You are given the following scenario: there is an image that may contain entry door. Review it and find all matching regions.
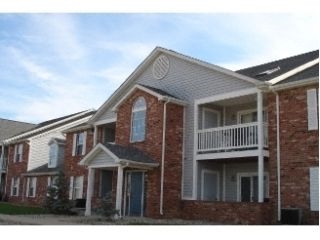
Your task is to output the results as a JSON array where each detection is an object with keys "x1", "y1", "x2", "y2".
[
  {"x1": 126, "y1": 172, "x2": 144, "y2": 216},
  {"x1": 201, "y1": 170, "x2": 219, "y2": 201},
  {"x1": 240, "y1": 176, "x2": 260, "y2": 202}
]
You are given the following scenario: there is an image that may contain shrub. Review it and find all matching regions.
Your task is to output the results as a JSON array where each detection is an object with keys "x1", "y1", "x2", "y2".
[
  {"x1": 43, "y1": 172, "x2": 72, "y2": 214},
  {"x1": 97, "y1": 192, "x2": 119, "y2": 218}
]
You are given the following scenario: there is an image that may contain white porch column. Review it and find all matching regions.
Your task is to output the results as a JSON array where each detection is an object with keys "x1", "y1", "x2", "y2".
[
  {"x1": 93, "y1": 125, "x2": 98, "y2": 146},
  {"x1": 85, "y1": 167, "x2": 95, "y2": 216},
  {"x1": 257, "y1": 90, "x2": 264, "y2": 203},
  {"x1": 116, "y1": 165, "x2": 124, "y2": 217}
]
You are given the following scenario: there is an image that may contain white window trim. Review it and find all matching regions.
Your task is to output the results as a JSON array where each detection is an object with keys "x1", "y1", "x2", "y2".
[
  {"x1": 310, "y1": 167, "x2": 319, "y2": 211},
  {"x1": 202, "y1": 107, "x2": 221, "y2": 129},
  {"x1": 201, "y1": 169, "x2": 220, "y2": 201},
  {"x1": 72, "y1": 132, "x2": 87, "y2": 156},
  {"x1": 26, "y1": 177, "x2": 37, "y2": 198},
  {"x1": 48, "y1": 143, "x2": 58, "y2": 168},
  {"x1": 130, "y1": 97, "x2": 147, "y2": 143},
  {"x1": 69, "y1": 176, "x2": 84, "y2": 200},
  {"x1": 11, "y1": 177, "x2": 20, "y2": 197},
  {"x1": 236, "y1": 172, "x2": 269, "y2": 202},
  {"x1": 14, "y1": 143, "x2": 23, "y2": 163}
]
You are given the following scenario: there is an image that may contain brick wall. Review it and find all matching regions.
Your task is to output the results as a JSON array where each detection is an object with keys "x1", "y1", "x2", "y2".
[
  {"x1": 181, "y1": 201, "x2": 273, "y2": 224},
  {"x1": 115, "y1": 89, "x2": 184, "y2": 218},
  {"x1": 5, "y1": 142, "x2": 29, "y2": 203},
  {"x1": 268, "y1": 84, "x2": 319, "y2": 224}
]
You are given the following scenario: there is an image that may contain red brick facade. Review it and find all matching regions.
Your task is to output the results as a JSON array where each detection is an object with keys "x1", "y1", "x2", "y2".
[
  {"x1": 267, "y1": 84, "x2": 319, "y2": 224},
  {"x1": 5, "y1": 142, "x2": 29, "y2": 203},
  {"x1": 115, "y1": 89, "x2": 184, "y2": 218}
]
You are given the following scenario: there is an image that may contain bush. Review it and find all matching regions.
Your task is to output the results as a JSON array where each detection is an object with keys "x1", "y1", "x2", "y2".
[
  {"x1": 43, "y1": 172, "x2": 72, "y2": 214},
  {"x1": 97, "y1": 192, "x2": 119, "y2": 218}
]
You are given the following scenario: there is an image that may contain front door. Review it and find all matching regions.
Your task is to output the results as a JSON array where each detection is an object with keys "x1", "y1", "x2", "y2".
[{"x1": 125, "y1": 171, "x2": 144, "y2": 216}]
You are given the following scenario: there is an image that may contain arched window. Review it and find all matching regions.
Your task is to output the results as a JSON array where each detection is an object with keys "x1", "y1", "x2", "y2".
[{"x1": 131, "y1": 97, "x2": 146, "y2": 142}]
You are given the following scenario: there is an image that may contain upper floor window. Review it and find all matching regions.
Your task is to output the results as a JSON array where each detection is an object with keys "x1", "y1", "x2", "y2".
[
  {"x1": 49, "y1": 144, "x2": 58, "y2": 168},
  {"x1": 131, "y1": 97, "x2": 146, "y2": 142},
  {"x1": 14, "y1": 143, "x2": 23, "y2": 162},
  {"x1": 72, "y1": 132, "x2": 87, "y2": 156}
]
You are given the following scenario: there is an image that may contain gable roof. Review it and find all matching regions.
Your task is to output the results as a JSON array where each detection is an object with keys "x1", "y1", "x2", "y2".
[
  {"x1": 3, "y1": 109, "x2": 95, "y2": 144},
  {"x1": 0, "y1": 119, "x2": 35, "y2": 142},
  {"x1": 90, "y1": 46, "x2": 264, "y2": 123},
  {"x1": 112, "y1": 84, "x2": 187, "y2": 111},
  {"x1": 237, "y1": 50, "x2": 319, "y2": 83},
  {"x1": 79, "y1": 143, "x2": 159, "y2": 168}
]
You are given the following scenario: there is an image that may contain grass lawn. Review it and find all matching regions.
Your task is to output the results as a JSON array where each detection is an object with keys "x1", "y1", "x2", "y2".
[{"x1": 0, "y1": 202, "x2": 47, "y2": 215}]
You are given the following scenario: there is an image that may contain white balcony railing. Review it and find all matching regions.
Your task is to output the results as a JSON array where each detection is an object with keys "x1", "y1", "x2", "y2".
[{"x1": 197, "y1": 122, "x2": 268, "y2": 153}]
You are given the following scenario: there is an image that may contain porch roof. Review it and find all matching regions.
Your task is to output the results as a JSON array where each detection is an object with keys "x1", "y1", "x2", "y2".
[
  {"x1": 23, "y1": 163, "x2": 62, "y2": 176},
  {"x1": 79, "y1": 143, "x2": 159, "y2": 168}
]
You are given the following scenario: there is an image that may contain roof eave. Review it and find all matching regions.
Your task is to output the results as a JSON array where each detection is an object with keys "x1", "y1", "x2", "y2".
[{"x1": 270, "y1": 77, "x2": 319, "y2": 91}]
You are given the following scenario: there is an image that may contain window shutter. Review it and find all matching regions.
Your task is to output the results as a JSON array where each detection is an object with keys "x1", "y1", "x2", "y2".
[
  {"x1": 82, "y1": 131, "x2": 87, "y2": 155},
  {"x1": 33, "y1": 177, "x2": 37, "y2": 197},
  {"x1": 69, "y1": 176, "x2": 74, "y2": 200},
  {"x1": 17, "y1": 177, "x2": 20, "y2": 196},
  {"x1": 79, "y1": 176, "x2": 84, "y2": 198},
  {"x1": 13, "y1": 145, "x2": 17, "y2": 163},
  {"x1": 26, "y1": 178, "x2": 30, "y2": 197},
  {"x1": 307, "y1": 89, "x2": 318, "y2": 130},
  {"x1": 19, "y1": 144, "x2": 23, "y2": 161},
  {"x1": 310, "y1": 167, "x2": 319, "y2": 211},
  {"x1": 72, "y1": 134, "x2": 77, "y2": 156},
  {"x1": 10, "y1": 177, "x2": 14, "y2": 196},
  {"x1": 48, "y1": 176, "x2": 51, "y2": 187}
]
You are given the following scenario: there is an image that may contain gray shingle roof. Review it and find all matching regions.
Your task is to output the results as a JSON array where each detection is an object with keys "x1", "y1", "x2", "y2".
[
  {"x1": 104, "y1": 143, "x2": 158, "y2": 165},
  {"x1": 0, "y1": 119, "x2": 35, "y2": 142},
  {"x1": 237, "y1": 50, "x2": 319, "y2": 82},
  {"x1": 24, "y1": 163, "x2": 63, "y2": 176}
]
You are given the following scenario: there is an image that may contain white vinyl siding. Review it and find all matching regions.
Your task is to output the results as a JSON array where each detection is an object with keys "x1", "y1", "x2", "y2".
[
  {"x1": 307, "y1": 89, "x2": 318, "y2": 130},
  {"x1": 69, "y1": 176, "x2": 84, "y2": 200},
  {"x1": 310, "y1": 167, "x2": 319, "y2": 211},
  {"x1": 26, "y1": 177, "x2": 37, "y2": 198},
  {"x1": 72, "y1": 132, "x2": 87, "y2": 156},
  {"x1": 14, "y1": 143, "x2": 23, "y2": 162},
  {"x1": 11, "y1": 177, "x2": 20, "y2": 196},
  {"x1": 88, "y1": 150, "x2": 116, "y2": 167},
  {"x1": 94, "y1": 54, "x2": 255, "y2": 198}
]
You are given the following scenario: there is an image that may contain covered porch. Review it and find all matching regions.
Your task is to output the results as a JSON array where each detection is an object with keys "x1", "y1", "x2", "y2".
[{"x1": 79, "y1": 143, "x2": 158, "y2": 217}]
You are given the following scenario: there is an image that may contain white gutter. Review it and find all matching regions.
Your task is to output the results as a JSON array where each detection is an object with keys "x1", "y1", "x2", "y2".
[
  {"x1": 268, "y1": 58, "x2": 319, "y2": 85},
  {"x1": 160, "y1": 100, "x2": 169, "y2": 215},
  {"x1": 275, "y1": 92, "x2": 281, "y2": 222},
  {"x1": 270, "y1": 77, "x2": 318, "y2": 91}
]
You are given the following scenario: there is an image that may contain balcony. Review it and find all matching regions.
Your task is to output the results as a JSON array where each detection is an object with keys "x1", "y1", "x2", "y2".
[{"x1": 197, "y1": 122, "x2": 268, "y2": 153}]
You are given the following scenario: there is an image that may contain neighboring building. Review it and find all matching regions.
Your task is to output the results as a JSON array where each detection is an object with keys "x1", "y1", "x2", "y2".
[
  {"x1": 2, "y1": 110, "x2": 95, "y2": 205},
  {"x1": 0, "y1": 119, "x2": 35, "y2": 199},
  {"x1": 77, "y1": 47, "x2": 318, "y2": 224}
]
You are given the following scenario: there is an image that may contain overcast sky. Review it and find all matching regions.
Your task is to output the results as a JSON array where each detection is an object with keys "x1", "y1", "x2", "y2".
[{"x1": 0, "y1": 13, "x2": 319, "y2": 123}]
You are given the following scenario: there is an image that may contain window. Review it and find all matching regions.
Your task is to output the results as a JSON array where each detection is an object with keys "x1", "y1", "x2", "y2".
[
  {"x1": 11, "y1": 177, "x2": 20, "y2": 196},
  {"x1": 202, "y1": 108, "x2": 220, "y2": 129},
  {"x1": 307, "y1": 89, "x2": 318, "y2": 130},
  {"x1": 26, "y1": 177, "x2": 37, "y2": 197},
  {"x1": 14, "y1": 143, "x2": 23, "y2": 162},
  {"x1": 237, "y1": 109, "x2": 267, "y2": 124},
  {"x1": 48, "y1": 176, "x2": 58, "y2": 188},
  {"x1": 48, "y1": 144, "x2": 58, "y2": 168},
  {"x1": 310, "y1": 167, "x2": 319, "y2": 211},
  {"x1": 131, "y1": 97, "x2": 146, "y2": 142},
  {"x1": 69, "y1": 176, "x2": 84, "y2": 200},
  {"x1": 201, "y1": 169, "x2": 220, "y2": 201},
  {"x1": 72, "y1": 132, "x2": 87, "y2": 156},
  {"x1": 237, "y1": 173, "x2": 269, "y2": 202}
]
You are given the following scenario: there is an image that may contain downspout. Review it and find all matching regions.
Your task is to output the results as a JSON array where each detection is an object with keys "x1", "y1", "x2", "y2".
[
  {"x1": 275, "y1": 92, "x2": 281, "y2": 222},
  {"x1": 160, "y1": 100, "x2": 169, "y2": 215}
]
